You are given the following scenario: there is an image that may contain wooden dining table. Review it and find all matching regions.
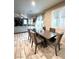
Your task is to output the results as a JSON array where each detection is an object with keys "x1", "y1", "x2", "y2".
[{"x1": 34, "y1": 30, "x2": 57, "y2": 47}]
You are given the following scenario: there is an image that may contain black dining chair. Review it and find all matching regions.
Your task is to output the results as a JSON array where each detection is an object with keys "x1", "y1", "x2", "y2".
[
  {"x1": 43, "y1": 27, "x2": 46, "y2": 31},
  {"x1": 32, "y1": 28, "x2": 36, "y2": 32},
  {"x1": 49, "y1": 28, "x2": 55, "y2": 33},
  {"x1": 30, "y1": 32, "x2": 44, "y2": 54}
]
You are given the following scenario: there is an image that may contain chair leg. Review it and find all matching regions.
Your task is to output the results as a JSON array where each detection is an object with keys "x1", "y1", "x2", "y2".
[
  {"x1": 31, "y1": 41, "x2": 33, "y2": 47},
  {"x1": 35, "y1": 45, "x2": 37, "y2": 54},
  {"x1": 55, "y1": 46, "x2": 57, "y2": 56},
  {"x1": 30, "y1": 37, "x2": 31, "y2": 42},
  {"x1": 58, "y1": 43, "x2": 60, "y2": 50}
]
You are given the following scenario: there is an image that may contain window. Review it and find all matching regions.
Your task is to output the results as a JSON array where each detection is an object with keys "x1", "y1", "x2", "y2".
[
  {"x1": 51, "y1": 7, "x2": 65, "y2": 29},
  {"x1": 23, "y1": 19, "x2": 27, "y2": 24},
  {"x1": 28, "y1": 19, "x2": 33, "y2": 25}
]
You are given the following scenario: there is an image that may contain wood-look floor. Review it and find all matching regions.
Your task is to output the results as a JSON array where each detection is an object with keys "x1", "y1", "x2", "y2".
[{"x1": 14, "y1": 32, "x2": 65, "y2": 59}]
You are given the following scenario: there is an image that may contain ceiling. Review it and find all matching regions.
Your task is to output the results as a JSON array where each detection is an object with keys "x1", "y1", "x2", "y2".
[{"x1": 14, "y1": 0, "x2": 64, "y2": 16}]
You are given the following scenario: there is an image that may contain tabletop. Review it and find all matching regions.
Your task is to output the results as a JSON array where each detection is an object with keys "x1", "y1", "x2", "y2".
[{"x1": 36, "y1": 30, "x2": 56, "y2": 39}]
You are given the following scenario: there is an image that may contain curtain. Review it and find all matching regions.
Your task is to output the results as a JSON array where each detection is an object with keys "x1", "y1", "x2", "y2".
[
  {"x1": 35, "y1": 15, "x2": 44, "y2": 32},
  {"x1": 51, "y1": 7, "x2": 65, "y2": 29}
]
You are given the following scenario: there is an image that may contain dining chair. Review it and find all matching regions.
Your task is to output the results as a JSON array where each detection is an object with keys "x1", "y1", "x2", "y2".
[
  {"x1": 30, "y1": 32, "x2": 44, "y2": 54},
  {"x1": 55, "y1": 33, "x2": 64, "y2": 55},
  {"x1": 49, "y1": 28, "x2": 55, "y2": 33},
  {"x1": 49, "y1": 33, "x2": 64, "y2": 56},
  {"x1": 43, "y1": 27, "x2": 46, "y2": 31}
]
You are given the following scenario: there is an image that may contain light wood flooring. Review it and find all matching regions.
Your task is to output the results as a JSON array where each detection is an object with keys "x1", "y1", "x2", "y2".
[{"x1": 14, "y1": 32, "x2": 65, "y2": 59}]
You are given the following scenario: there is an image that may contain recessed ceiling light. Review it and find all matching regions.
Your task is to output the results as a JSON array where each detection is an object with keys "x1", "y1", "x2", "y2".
[{"x1": 32, "y1": 0, "x2": 35, "y2": 6}]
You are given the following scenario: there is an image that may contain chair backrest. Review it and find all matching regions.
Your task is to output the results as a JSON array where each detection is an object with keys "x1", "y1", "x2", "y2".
[
  {"x1": 43, "y1": 27, "x2": 46, "y2": 31},
  {"x1": 56, "y1": 33, "x2": 64, "y2": 44},
  {"x1": 30, "y1": 32, "x2": 37, "y2": 44},
  {"x1": 32, "y1": 28, "x2": 36, "y2": 32},
  {"x1": 49, "y1": 28, "x2": 55, "y2": 33}
]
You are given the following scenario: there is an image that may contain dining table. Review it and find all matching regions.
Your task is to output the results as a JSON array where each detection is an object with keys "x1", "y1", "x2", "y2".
[{"x1": 32, "y1": 30, "x2": 57, "y2": 47}]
